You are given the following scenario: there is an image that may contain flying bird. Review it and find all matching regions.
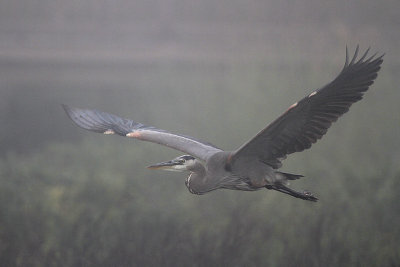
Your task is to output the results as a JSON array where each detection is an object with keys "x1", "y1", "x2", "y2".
[{"x1": 63, "y1": 46, "x2": 383, "y2": 201}]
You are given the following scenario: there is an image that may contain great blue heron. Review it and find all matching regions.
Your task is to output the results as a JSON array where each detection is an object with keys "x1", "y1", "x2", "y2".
[{"x1": 63, "y1": 47, "x2": 383, "y2": 202}]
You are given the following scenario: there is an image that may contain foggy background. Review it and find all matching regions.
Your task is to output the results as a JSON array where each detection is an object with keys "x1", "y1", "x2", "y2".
[{"x1": 0, "y1": 0, "x2": 399, "y2": 266}]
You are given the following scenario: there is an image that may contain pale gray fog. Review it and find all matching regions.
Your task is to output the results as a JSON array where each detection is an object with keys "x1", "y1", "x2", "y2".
[{"x1": 0, "y1": 1, "x2": 399, "y2": 266}]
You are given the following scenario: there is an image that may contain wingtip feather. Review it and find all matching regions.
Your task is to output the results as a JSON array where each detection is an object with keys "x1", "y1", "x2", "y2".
[{"x1": 349, "y1": 45, "x2": 360, "y2": 65}]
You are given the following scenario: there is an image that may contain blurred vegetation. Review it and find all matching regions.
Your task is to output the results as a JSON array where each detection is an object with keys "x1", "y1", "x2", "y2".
[
  {"x1": 0, "y1": 141, "x2": 399, "y2": 266},
  {"x1": 1, "y1": 0, "x2": 400, "y2": 266}
]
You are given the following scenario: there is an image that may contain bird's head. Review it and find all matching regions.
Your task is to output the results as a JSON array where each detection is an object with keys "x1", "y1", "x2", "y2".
[{"x1": 147, "y1": 155, "x2": 196, "y2": 172}]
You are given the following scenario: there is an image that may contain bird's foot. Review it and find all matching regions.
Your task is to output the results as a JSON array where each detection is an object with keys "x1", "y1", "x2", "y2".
[{"x1": 301, "y1": 190, "x2": 318, "y2": 202}]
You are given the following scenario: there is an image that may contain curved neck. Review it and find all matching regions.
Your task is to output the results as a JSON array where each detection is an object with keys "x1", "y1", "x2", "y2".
[
  {"x1": 185, "y1": 160, "x2": 216, "y2": 195},
  {"x1": 187, "y1": 159, "x2": 206, "y2": 174}
]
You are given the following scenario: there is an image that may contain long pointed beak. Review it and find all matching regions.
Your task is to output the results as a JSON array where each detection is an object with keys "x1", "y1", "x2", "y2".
[{"x1": 147, "y1": 160, "x2": 179, "y2": 170}]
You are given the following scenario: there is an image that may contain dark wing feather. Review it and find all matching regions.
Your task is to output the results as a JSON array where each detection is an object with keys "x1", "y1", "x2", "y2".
[
  {"x1": 63, "y1": 105, "x2": 221, "y2": 161},
  {"x1": 232, "y1": 46, "x2": 383, "y2": 168}
]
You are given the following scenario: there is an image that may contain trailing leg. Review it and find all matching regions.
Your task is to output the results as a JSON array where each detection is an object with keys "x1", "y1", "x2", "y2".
[{"x1": 266, "y1": 184, "x2": 318, "y2": 202}]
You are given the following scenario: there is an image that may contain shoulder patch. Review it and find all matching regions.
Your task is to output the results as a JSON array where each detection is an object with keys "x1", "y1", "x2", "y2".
[{"x1": 308, "y1": 91, "x2": 317, "y2": 97}]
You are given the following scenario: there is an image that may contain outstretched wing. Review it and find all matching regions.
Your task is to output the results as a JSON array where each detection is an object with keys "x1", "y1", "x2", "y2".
[
  {"x1": 232, "y1": 46, "x2": 384, "y2": 168},
  {"x1": 63, "y1": 105, "x2": 222, "y2": 161}
]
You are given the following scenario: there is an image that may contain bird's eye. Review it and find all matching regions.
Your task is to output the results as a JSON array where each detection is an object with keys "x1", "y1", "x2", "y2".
[{"x1": 179, "y1": 159, "x2": 185, "y2": 164}]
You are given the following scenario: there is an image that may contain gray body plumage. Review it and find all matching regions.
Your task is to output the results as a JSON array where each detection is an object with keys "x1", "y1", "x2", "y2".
[{"x1": 63, "y1": 46, "x2": 383, "y2": 202}]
